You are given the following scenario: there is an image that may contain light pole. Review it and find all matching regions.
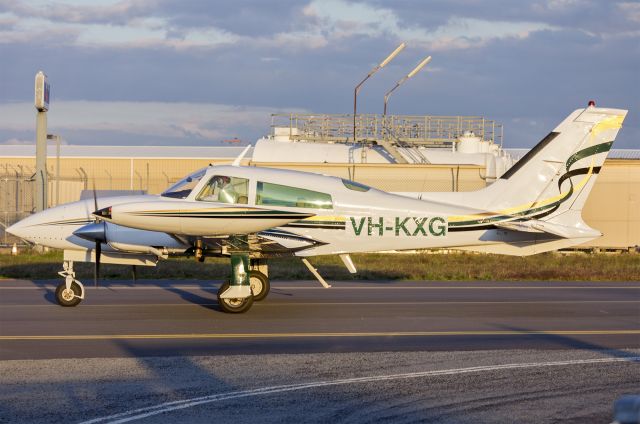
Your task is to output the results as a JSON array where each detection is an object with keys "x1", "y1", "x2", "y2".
[
  {"x1": 46, "y1": 134, "x2": 61, "y2": 206},
  {"x1": 383, "y1": 55, "x2": 431, "y2": 116},
  {"x1": 353, "y1": 42, "x2": 406, "y2": 143},
  {"x1": 34, "y1": 71, "x2": 50, "y2": 211}
]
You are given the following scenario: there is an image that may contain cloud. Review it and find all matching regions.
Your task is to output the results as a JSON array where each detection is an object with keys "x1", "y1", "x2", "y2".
[
  {"x1": 0, "y1": 101, "x2": 307, "y2": 144},
  {"x1": 301, "y1": 0, "x2": 558, "y2": 50},
  {"x1": 0, "y1": 0, "x2": 156, "y2": 25},
  {"x1": 1, "y1": 137, "x2": 34, "y2": 145},
  {"x1": 618, "y1": 1, "x2": 640, "y2": 23},
  {"x1": 0, "y1": 0, "x2": 562, "y2": 51},
  {"x1": 0, "y1": 1, "x2": 637, "y2": 149},
  {"x1": 388, "y1": 0, "x2": 640, "y2": 35}
]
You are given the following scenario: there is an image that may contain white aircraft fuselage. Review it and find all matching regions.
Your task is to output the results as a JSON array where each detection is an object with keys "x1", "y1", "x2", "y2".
[{"x1": 6, "y1": 106, "x2": 628, "y2": 312}]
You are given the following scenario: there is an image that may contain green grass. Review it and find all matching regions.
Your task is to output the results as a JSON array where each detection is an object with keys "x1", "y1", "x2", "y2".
[{"x1": 1, "y1": 250, "x2": 638, "y2": 281}]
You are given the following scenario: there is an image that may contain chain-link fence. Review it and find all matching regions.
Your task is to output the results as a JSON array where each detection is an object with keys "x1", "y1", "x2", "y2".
[
  {"x1": 1, "y1": 165, "x2": 88, "y2": 246},
  {"x1": 0, "y1": 161, "x2": 190, "y2": 246},
  {"x1": 1, "y1": 166, "x2": 36, "y2": 246}
]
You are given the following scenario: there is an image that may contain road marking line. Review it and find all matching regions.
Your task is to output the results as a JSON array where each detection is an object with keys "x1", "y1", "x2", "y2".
[
  {"x1": 79, "y1": 356, "x2": 640, "y2": 424},
  {"x1": 1, "y1": 300, "x2": 638, "y2": 308},
  {"x1": 1, "y1": 330, "x2": 639, "y2": 341}
]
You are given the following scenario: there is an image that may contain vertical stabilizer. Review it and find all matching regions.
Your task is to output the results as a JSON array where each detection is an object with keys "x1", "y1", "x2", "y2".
[
  {"x1": 445, "y1": 106, "x2": 627, "y2": 238},
  {"x1": 478, "y1": 107, "x2": 626, "y2": 219}
]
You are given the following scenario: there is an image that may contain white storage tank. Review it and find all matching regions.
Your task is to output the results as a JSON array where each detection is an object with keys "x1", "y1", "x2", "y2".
[
  {"x1": 272, "y1": 127, "x2": 300, "y2": 141},
  {"x1": 456, "y1": 131, "x2": 482, "y2": 154},
  {"x1": 485, "y1": 154, "x2": 497, "y2": 182},
  {"x1": 495, "y1": 155, "x2": 506, "y2": 178}
]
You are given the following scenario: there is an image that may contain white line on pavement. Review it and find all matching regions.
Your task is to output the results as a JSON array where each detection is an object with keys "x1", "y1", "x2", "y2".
[{"x1": 79, "y1": 356, "x2": 640, "y2": 424}]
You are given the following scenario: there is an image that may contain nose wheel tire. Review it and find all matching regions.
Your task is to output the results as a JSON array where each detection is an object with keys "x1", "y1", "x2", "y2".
[
  {"x1": 217, "y1": 282, "x2": 254, "y2": 313},
  {"x1": 55, "y1": 282, "x2": 82, "y2": 307},
  {"x1": 249, "y1": 271, "x2": 270, "y2": 302}
]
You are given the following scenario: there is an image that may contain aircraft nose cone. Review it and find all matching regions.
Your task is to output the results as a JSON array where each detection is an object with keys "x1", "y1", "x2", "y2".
[
  {"x1": 5, "y1": 222, "x2": 23, "y2": 238},
  {"x1": 94, "y1": 206, "x2": 112, "y2": 220},
  {"x1": 73, "y1": 222, "x2": 106, "y2": 242}
]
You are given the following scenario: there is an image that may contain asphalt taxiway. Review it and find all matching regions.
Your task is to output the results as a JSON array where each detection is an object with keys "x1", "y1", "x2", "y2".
[{"x1": 0, "y1": 279, "x2": 638, "y2": 423}]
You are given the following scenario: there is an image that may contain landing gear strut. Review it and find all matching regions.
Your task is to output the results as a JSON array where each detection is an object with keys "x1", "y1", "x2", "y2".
[
  {"x1": 217, "y1": 253, "x2": 254, "y2": 313},
  {"x1": 56, "y1": 261, "x2": 85, "y2": 307}
]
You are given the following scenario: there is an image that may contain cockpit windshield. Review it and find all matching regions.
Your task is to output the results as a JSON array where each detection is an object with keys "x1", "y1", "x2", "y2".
[{"x1": 161, "y1": 168, "x2": 207, "y2": 199}]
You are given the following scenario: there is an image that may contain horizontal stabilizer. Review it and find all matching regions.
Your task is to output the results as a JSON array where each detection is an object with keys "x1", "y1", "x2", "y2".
[{"x1": 495, "y1": 220, "x2": 601, "y2": 239}]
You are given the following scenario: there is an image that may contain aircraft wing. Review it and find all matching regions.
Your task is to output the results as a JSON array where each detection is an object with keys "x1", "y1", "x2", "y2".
[{"x1": 201, "y1": 229, "x2": 327, "y2": 258}]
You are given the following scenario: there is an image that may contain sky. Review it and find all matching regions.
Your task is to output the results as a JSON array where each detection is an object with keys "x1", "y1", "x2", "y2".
[{"x1": 0, "y1": 0, "x2": 638, "y2": 149}]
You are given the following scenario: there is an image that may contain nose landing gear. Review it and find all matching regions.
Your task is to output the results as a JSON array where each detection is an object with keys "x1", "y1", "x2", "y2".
[{"x1": 55, "y1": 261, "x2": 85, "y2": 307}]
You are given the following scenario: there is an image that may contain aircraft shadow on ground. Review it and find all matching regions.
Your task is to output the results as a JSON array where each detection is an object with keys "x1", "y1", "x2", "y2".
[
  {"x1": 163, "y1": 285, "x2": 223, "y2": 312},
  {"x1": 43, "y1": 287, "x2": 56, "y2": 304},
  {"x1": 495, "y1": 324, "x2": 639, "y2": 361},
  {"x1": 2, "y1": 260, "x2": 418, "y2": 284}
]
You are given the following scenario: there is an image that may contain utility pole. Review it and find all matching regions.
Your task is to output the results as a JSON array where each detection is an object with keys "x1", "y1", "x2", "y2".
[{"x1": 34, "y1": 71, "x2": 50, "y2": 211}]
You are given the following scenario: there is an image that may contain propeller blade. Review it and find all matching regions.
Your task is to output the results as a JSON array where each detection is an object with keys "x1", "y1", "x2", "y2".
[
  {"x1": 91, "y1": 181, "x2": 102, "y2": 288},
  {"x1": 92, "y1": 181, "x2": 99, "y2": 223},
  {"x1": 94, "y1": 240, "x2": 101, "y2": 287}
]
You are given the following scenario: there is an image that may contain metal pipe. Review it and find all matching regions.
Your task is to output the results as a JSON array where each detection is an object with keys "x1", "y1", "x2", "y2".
[
  {"x1": 104, "y1": 170, "x2": 113, "y2": 190},
  {"x1": 47, "y1": 134, "x2": 61, "y2": 206},
  {"x1": 134, "y1": 170, "x2": 143, "y2": 191},
  {"x1": 35, "y1": 111, "x2": 47, "y2": 211},
  {"x1": 77, "y1": 167, "x2": 88, "y2": 190}
]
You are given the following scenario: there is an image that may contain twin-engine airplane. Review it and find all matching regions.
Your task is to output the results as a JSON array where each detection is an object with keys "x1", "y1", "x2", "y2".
[{"x1": 7, "y1": 106, "x2": 627, "y2": 313}]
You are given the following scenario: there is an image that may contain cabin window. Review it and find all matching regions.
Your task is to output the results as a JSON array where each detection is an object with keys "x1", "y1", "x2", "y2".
[
  {"x1": 341, "y1": 178, "x2": 371, "y2": 192},
  {"x1": 161, "y1": 168, "x2": 206, "y2": 199},
  {"x1": 256, "y1": 182, "x2": 333, "y2": 209},
  {"x1": 196, "y1": 175, "x2": 249, "y2": 204}
]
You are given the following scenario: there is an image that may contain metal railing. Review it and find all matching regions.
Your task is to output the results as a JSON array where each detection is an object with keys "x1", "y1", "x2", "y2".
[{"x1": 271, "y1": 113, "x2": 503, "y2": 147}]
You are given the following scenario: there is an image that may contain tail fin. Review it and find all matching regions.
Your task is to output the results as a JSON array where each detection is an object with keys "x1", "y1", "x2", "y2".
[
  {"x1": 449, "y1": 106, "x2": 627, "y2": 256},
  {"x1": 445, "y1": 106, "x2": 627, "y2": 255},
  {"x1": 475, "y1": 106, "x2": 627, "y2": 221}
]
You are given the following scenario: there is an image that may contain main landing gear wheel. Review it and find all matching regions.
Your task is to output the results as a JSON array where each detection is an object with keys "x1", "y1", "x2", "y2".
[
  {"x1": 249, "y1": 270, "x2": 270, "y2": 302},
  {"x1": 55, "y1": 281, "x2": 82, "y2": 307},
  {"x1": 217, "y1": 282, "x2": 254, "y2": 314}
]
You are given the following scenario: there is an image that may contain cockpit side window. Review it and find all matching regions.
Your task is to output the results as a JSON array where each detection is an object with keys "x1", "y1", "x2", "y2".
[
  {"x1": 161, "y1": 169, "x2": 206, "y2": 199},
  {"x1": 256, "y1": 181, "x2": 333, "y2": 209},
  {"x1": 196, "y1": 175, "x2": 249, "y2": 204}
]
